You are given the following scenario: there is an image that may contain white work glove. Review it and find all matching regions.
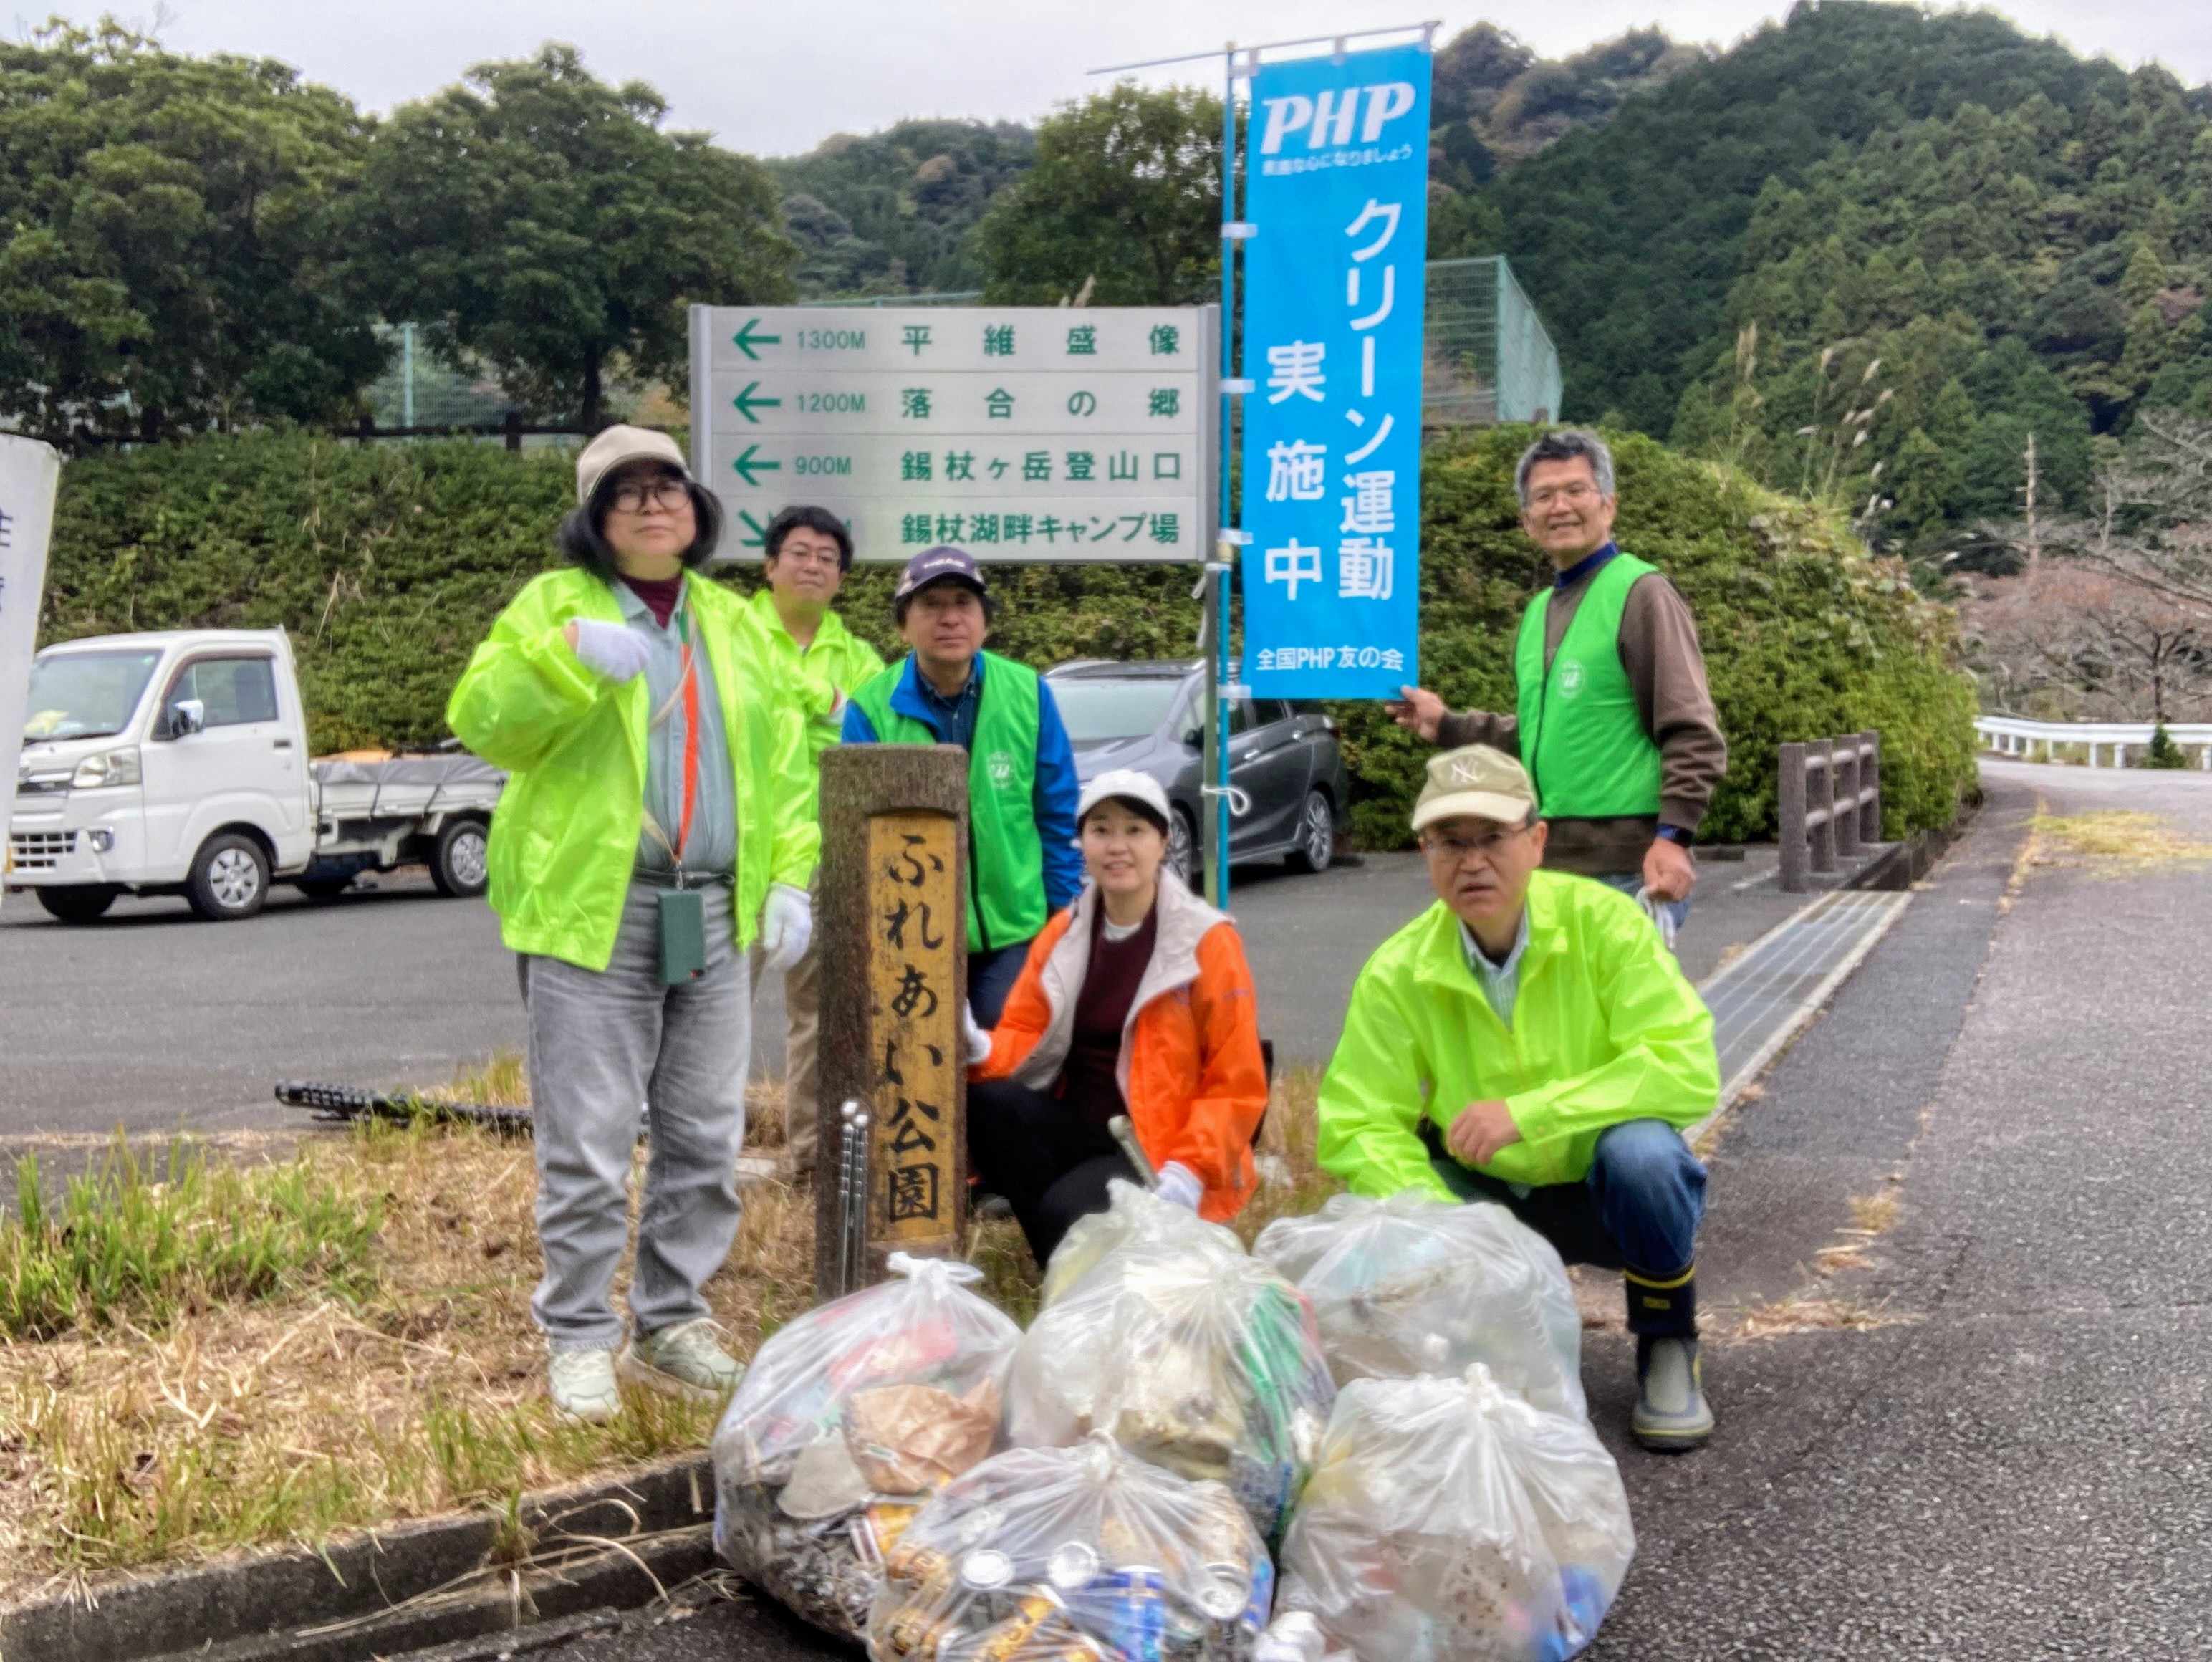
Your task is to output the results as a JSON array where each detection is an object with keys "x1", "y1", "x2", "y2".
[
  {"x1": 1154, "y1": 1161, "x2": 1203, "y2": 1211},
  {"x1": 961, "y1": 1000, "x2": 993, "y2": 1067},
  {"x1": 1632, "y1": 884, "x2": 1680, "y2": 954},
  {"x1": 569, "y1": 618, "x2": 652, "y2": 683},
  {"x1": 758, "y1": 883, "x2": 813, "y2": 975}
]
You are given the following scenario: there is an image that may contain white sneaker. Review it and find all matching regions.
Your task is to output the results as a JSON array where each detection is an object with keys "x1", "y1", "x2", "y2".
[
  {"x1": 549, "y1": 1348, "x2": 623, "y2": 1423},
  {"x1": 619, "y1": 1318, "x2": 744, "y2": 1402}
]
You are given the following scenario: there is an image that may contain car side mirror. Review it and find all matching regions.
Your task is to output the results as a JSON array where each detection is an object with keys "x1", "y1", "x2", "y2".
[{"x1": 167, "y1": 698, "x2": 206, "y2": 738}]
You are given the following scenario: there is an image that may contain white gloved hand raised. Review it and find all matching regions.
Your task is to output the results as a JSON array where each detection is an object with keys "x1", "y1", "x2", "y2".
[
  {"x1": 961, "y1": 1000, "x2": 992, "y2": 1067},
  {"x1": 1154, "y1": 1161, "x2": 1203, "y2": 1211},
  {"x1": 758, "y1": 883, "x2": 813, "y2": 975},
  {"x1": 567, "y1": 618, "x2": 652, "y2": 683}
]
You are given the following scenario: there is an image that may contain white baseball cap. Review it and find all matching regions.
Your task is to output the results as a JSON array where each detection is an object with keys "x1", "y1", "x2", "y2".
[
  {"x1": 1077, "y1": 768, "x2": 1173, "y2": 832},
  {"x1": 575, "y1": 423, "x2": 688, "y2": 507}
]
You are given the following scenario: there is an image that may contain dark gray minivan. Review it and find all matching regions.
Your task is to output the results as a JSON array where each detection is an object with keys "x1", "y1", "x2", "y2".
[{"x1": 1044, "y1": 658, "x2": 1352, "y2": 886}]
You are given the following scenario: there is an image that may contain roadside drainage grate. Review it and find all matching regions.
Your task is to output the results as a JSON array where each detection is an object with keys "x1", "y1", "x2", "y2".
[{"x1": 1693, "y1": 889, "x2": 1913, "y2": 1137}]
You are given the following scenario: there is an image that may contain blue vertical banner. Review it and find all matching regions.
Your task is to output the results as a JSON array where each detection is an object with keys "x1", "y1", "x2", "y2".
[{"x1": 1239, "y1": 42, "x2": 1430, "y2": 698}]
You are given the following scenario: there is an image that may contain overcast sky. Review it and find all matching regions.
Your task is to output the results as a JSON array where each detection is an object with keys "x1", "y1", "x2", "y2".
[{"x1": 26, "y1": 1, "x2": 2212, "y2": 158}]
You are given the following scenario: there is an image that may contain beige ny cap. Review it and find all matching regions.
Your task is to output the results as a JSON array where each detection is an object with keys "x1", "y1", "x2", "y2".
[
  {"x1": 575, "y1": 424, "x2": 688, "y2": 506},
  {"x1": 1410, "y1": 744, "x2": 1537, "y2": 834}
]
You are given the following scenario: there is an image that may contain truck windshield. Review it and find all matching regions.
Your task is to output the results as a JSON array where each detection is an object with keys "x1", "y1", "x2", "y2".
[
  {"x1": 23, "y1": 650, "x2": 163, "y2": 741},
  {"x1": 1048, "y1": 678, "x2": 1188, "y2": 742}
]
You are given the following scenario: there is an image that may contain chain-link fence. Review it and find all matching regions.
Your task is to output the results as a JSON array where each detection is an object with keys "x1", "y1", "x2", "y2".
[
  {"x1": 362, "y1": 323, "x2": 522, "y2": 430},
  {"x1": 1423, "y1": 256, "x2": 1563, "y2": 428}
]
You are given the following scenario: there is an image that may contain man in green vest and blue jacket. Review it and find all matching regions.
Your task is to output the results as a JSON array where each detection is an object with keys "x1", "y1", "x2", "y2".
[
  {"x1": 842, "y1": 547, "x2": 1082, "y2": 1025},
  {"x1": 1388, "y1": 429, "x2": 1726, "y2": 932},
  {"x1": 1319, "y1": 744, "x2": 1721, "y2": 1450}
]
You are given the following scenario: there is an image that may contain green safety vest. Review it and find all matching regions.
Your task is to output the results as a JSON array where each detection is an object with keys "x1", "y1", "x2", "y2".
[
  {"x1": 1514, "y1": 552, "x2": 1665, "y2": 820},
  {"x1": 850, "y1": 650, "x2": 1046, "y2": 952}
]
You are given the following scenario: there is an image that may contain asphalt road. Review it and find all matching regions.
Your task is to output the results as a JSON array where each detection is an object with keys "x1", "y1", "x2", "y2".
[
  {"x1": 415, "y1": 758, "x2": 2212, "y2": 1661},
  {"x1": 0, "y1": 845, "x2": 1799, "y2": 1136}
]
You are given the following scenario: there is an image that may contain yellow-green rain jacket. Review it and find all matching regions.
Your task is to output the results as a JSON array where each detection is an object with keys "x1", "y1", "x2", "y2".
[
  {"x1": 447, "y1": 568, "x2": 818, "y2": 971},
  {"x1": 1318, "y1": 870, "x2": 1718, "y2": 1196}
]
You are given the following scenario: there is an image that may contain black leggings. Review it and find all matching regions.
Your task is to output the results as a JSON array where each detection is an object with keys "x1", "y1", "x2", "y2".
[{"x1": 966, "y1": 1079, "x2": 1142, "y2": 1267}]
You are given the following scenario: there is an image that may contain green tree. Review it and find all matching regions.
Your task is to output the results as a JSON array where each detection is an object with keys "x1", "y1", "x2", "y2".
[
  {"x1": 340, "y1": 45, "x2": 794, "y2": 426},
  {"x1": 973, "y1": 85, "x2": 1226, "y2": 306},
  {"x1": 0, "y1": 22, "x2": 382, "y2": 441}
]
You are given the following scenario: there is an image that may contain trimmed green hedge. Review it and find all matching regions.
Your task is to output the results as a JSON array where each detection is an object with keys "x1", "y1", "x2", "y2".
[{"x1": 41, "y1": 426, "x2": 1976, "y2": 846}]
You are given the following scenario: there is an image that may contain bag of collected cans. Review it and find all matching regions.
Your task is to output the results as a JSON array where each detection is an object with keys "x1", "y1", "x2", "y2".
[
  {"x1": 1276, "y1": 1364, "x2": 1635, "y2": 1662},
  {"x1": 1252, "y1": 1192, "x2": 1585, "y2": 1416},
  {"x1": 713, "y1": 1252, "x2": 1024, "y2": 1641},
  {"x1": 1039, "y1": 1179, "x2": 1247, "y2": 1307},
  {"x1": 1006, "y1": 1199, "x2": 1335, "y2": 1544},
  {"x1": 866, "y1": 1432, "x2": 1274, "y2": 1662}
]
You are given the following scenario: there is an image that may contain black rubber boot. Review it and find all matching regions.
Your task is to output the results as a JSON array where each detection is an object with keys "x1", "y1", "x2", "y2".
[{"x1": 1625, "y1": 1264, "x2": 1713, "y2": 1451}]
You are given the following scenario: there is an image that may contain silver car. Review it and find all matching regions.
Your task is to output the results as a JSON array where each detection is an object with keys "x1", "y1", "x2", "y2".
[{"x1": 1045, "y1": 658, "x2": 1352, "y2": 886}]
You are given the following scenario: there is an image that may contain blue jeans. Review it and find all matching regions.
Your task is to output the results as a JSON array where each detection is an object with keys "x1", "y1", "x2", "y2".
[
  {"x1": 1428, "y1": 1118, "x2": 1708, "y2": 1332},
  {"x1": 1595, "y1": 869, "x2": 1691, "y2": 936},
  {"x1": 968, "y1": 941, "x2": 1031, "y2": 1028}
]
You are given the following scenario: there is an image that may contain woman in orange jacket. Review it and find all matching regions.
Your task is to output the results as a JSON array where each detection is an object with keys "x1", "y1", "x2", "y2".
[{"x1": 963, "y1": 768, "x2": 1270, "y2": 1265}]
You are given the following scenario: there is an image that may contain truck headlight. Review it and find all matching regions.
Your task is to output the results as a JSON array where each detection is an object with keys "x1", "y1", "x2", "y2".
[{"x1": 71, "y1": 746, "x2": 142, "y2": 789}]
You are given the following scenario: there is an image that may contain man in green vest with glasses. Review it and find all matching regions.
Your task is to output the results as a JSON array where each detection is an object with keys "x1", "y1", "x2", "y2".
[
  {"x1": 745, "y1": 505, "x2": 884, "y2": 1181},
  {"x1": 842, "y1": 547, "x2": 1082, "y2": 1026},
  {"x1": 1388, "y1": 429, "x2": 1726, "y2": 935}
]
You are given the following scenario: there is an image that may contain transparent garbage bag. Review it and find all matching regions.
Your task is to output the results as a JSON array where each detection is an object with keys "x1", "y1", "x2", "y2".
[
  {"x1": 1277, "y1": 1365, "x2": 1635, "y2": 1662},
  {"x1": 713, "y1": 1252, "x2": 1024, "y2": 1640},
  {"x1": 1040, "y1": 1178, "x2": 1246, "y2": 1308},
  {"x1": 1253, "y1": 1192, "x2": 1585, "y2": 1416},
  {"x1": 1008, "y1": 1191, "x2": 1335, "y2": 1544},
  {"x1": 865, "y1": 1431, "x2": 1274, "y2": 1662}
]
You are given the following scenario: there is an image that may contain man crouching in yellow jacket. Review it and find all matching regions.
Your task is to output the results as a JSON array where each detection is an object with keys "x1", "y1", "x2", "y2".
[{"x1": 1318, "y1": 744, "x2": 1720, "y2": 1451}]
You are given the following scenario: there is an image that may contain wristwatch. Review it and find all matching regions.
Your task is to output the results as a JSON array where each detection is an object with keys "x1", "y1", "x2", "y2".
[{"x1": 1655, "y1": 825, "x2": 1694, "y2": 847}]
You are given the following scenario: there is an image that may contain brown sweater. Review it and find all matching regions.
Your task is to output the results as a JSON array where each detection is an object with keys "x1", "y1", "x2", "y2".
[{"x1": 1436, "y1": 553, "x2": 1727, "y2": 878}]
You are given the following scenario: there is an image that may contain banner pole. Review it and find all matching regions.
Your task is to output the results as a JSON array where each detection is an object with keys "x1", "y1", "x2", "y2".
[{"x1": 1210, "y1": 43, "x2": 1240, "y2": 912}]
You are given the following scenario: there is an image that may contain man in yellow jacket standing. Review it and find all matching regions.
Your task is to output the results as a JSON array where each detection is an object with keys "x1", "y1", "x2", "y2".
[
  {"x1": 1318, "y1": 744, "x2": 1721, "y2": 1450},
  {"x1": 742, "y1": 506, "x2": 883, "y2": 1181}
]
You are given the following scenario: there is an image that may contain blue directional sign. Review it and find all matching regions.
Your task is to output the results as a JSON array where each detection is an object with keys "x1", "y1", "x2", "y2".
[{"x1": 1239, "y1": 42, "x2": 1430, "y2": 698}]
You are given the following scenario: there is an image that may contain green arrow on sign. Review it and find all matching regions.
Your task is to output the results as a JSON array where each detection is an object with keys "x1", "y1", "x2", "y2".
[
  {"x1": 736, "y1": 509, "x2": 766, "y2": 549},
  {"x1": 731, "y1": 445, "x2": 781, "y2": 487},
  {"x1": 731, "y1": 381, "x2": 781, "y2": 423},
  {"x1": 731, "y1": 319, "x2": 780, "y2": 360}
]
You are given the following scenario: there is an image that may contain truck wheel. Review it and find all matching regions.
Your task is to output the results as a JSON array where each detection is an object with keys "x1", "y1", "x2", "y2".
[
  {"x1": 186, "y1": 832, "x2": 269, "y2": 921},
  {"x1": 37, "y1": 884, "x2": 120, "y2": 923},
  {"x1": 430, "y1": 819, "x2": 490, "y2": 898}
]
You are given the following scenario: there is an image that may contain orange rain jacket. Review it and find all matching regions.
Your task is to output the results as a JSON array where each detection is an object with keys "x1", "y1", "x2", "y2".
[{"x1": 971, "y1": 875, "x2": 1269, "y2": 1221}]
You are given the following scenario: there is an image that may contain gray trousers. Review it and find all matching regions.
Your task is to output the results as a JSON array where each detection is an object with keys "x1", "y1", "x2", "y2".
[{"x1": 520, "y1": 880, "x2": 751, "y2": 1352}]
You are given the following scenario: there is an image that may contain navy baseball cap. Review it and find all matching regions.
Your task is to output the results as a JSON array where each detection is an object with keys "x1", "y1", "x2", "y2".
[{"x1": 895, "y1": 545, "x2": 988, "y2": 605}]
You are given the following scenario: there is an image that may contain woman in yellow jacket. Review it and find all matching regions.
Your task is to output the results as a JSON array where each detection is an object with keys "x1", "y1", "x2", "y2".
[
  {"x1": 448, "y1": 427, "x2": 817, "y2": 1423},
  {"x1": 966, "y1": 769, "x2": 1269, "y2": 1266}
]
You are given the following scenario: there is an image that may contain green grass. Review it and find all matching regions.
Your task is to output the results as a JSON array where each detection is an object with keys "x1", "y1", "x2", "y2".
[{"x1": 0, "y1": 1138, "x2": 382, "y2": 1340}]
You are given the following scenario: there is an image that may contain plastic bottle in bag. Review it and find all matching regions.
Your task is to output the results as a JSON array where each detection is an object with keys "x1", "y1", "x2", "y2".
[
  {"x1": 1007, "y1": 1188, "x2": 1335, "y2": 1545},
  {"x1": 866, "y1": 1432, "x2": 1274, "y2": 1662},
  {"x1": 1277, "y1": 1365, "x2": 1634, "y2": 1662},
  {"x1": 1039, "y1": 1178, "x2": 1247, "y2": 1308},
  {"x1": 713, "y1": 1253, "x2": 1024, "y2": 1640},
  {"x1": 1253, "y1": 1192, "x2": 1585, "y2": 1417}
]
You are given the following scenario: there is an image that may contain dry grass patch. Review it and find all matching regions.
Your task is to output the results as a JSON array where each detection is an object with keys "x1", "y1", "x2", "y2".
[
  {"x1": 0, "y1": 1115, "x2": 818, "y2": 1603},
  {"x1": 1731, "y1": 1292, "x2": 1918, "y2": 1340},
  {"x1": 2029, "y1": 810, "x2": 2212, "y2": 872}
]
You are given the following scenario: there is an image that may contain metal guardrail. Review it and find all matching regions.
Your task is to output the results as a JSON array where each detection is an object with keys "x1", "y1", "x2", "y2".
[
  {"x1": 1778, "y1": 731, "x2": 1881, "y2": 894},
  {"x1": 1975, "y1": 716, "x2": 2212, "y2": 770}
]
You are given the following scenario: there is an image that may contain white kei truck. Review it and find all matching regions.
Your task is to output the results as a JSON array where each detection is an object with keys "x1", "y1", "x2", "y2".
[{"x1": 6, "y1": 628, "x2": 501, "y2": 923}]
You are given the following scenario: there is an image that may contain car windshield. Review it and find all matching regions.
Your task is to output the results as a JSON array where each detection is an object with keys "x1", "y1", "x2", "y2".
[
  {"x1": 1049, "y1": 677, "x2": 1187, "y2": 742},
  {"x1": 22, "y1": 650, "x2": 163, "y2": 742}
]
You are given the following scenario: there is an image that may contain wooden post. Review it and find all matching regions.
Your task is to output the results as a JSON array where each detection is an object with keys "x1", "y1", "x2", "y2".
[
  {"x1": 504, "y1": 410, "x2": 524, "y2": 453},
  {"x1": 1832, "y1": 736, "x2": 1860, "y2": 859},
  {"x1": 812, "y1": 744, "x2": 969, "y2": 1296},
  {"x1": 1807, "y1": 739, "x2": 1837, "y2": 875},
  {"x1": 1859, "y1": 731, "x2": 1881, "y2": 845},
  {"x1": 1778, "y1": 741, "x2": 1808, "y2": 894}
]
